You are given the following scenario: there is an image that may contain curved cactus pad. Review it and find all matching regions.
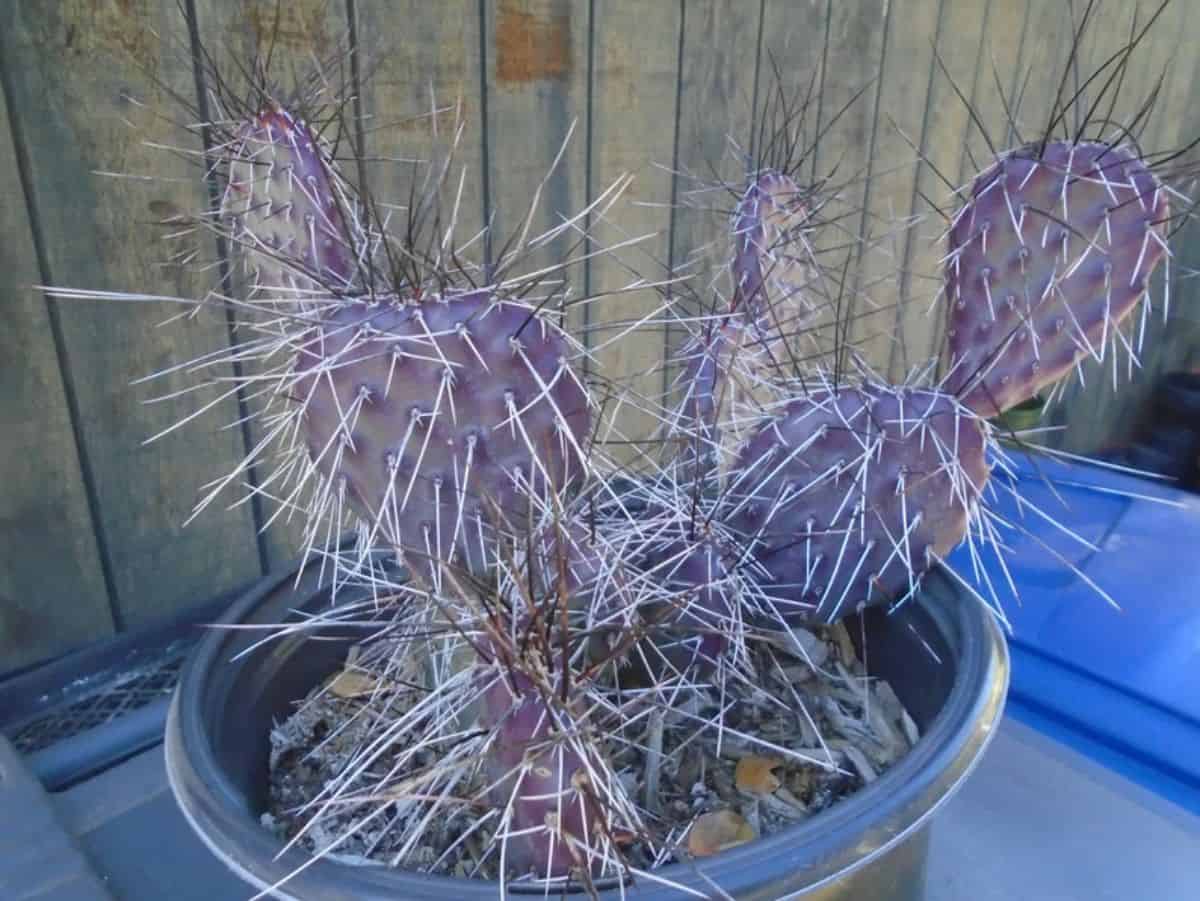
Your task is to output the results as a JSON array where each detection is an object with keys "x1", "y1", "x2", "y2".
[
  {"x1": 731, "y1": 169, "x2": 816, "y2": 323},
  {"x1": 673, "y1": 311, "x2": 801, "y2": 470},
  {"x1": 479, "y1": 670, "x2": 600, "y2": 878},
  {"x1": 294, "y1": 292, "x2": 590, "y2": 576},
  {"x1": 224, "y1": 106, "x2": 357, "y2": 297},
  {"x1": 640, "y1": 538, "x2": 731, "y2": 671},
  {"x1": 726, "y1": 385, "x2": 989, "y2": 624},
  {"x1": 674, "y1": 317, "x2": 763, "y2": 459},
  {"x1": 945, "y1": 140, "x2": 1169, "y2": 417}
]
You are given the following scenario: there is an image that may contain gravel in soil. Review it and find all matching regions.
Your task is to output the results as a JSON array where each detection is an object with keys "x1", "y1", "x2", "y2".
[{"x1": 263, "y1": 620, "x2": 919, "y2": 881}]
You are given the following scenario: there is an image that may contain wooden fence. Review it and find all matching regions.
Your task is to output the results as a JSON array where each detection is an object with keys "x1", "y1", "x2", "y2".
[{"x1": 2, "y1": 0, "x2": 1198, "y2": 673}]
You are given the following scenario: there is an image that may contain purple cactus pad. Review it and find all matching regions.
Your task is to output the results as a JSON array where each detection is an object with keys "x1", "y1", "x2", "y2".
[
  {"x1": 641, "y1": 538, "x2": 731, "y2": 672},
  {"x1": 478, "y1": 669, "x2": 600, "y2": 878},
  {"x1": 726, "y1": 385, "x2": 989, "y2": 624},
  {"x1": 293, "y1": 292, "x2": 590, "y2": 576},
  {"x1": 731, "y1": 169, "x2": 815, "y2": 321},
  {"x1": 224, "y1": 106, "x2": 357, "y2": 297},
  {"x1": 945, "y1": 140, "x2": 1169, "y2": 416}
]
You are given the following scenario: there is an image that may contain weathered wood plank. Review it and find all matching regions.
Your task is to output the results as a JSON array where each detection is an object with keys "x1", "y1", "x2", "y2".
[
  {"x1": 0, "y1": 1, "x2": 262, "y2": 627},
  {"x1": 587, "y1": 0, "x2": 682, "y2": 460},
  {"x1": 353, "y1": 0, "x2": 487, "y2": 258},
  {"x1": 671, "y1": 0, "x2": 762, "y2": 264},
  {"x1": 790, "y1": 0, "x2": 887, "y2": 380},
  {"x1": 758, "y1": 0, "x2": 831, "y2": 191},
  {"x1": 483, "y1": 0, "x2": 589, "y2": 308},
  {"x1": 0, "y1": 67, "x2": 114, "y2": 671},
  {"x1": 908, "y1": 1, "x2": 1000, "y2": 371},
  {"x1": 672, "y1": 0, "x2": 762, "y2": 286},
  {"x1": 839, "y1": 0, "x2": 940, "y2": 380},
  {"x1": 190, "y1": 0, "x2": 352, "y2": 567},
  {"x1": 668, "y1": 0, "x2": 762, "y2": 400},
  {"x1": 1052, "y1": 0, "x2": 1200, "y2": 452},
  {"x1": 892, "y1": 0, "x2": 1022, "y2": 381},
  {"x1": 752, "y1": 0, "x2": 838, "y2": 373},
  {"x1": 3, "y1": 1, "x2": 1199, "y2": 669}
]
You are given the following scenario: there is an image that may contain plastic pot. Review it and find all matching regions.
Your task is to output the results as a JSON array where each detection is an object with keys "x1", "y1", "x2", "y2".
[
  {"x1": 1153, "y1": 371, "x2": 1200, "y2": 422},
  {"x1": 1126, "y1": 433, "x2": 1196, "y2": 482},
  {"x1": 166, "y1": 557, "x2": 1009, "y2": 900}
]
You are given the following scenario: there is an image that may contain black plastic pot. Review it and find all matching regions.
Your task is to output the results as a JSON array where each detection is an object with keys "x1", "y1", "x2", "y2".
[
  {"x1": 166, "y1": 557, "x2": 1008, "y2": 900},
  {"x1": 1153, "y1": 371, "x2": 1200, "y2": 422}
]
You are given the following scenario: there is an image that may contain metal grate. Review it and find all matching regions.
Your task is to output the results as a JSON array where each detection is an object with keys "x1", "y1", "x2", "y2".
[{"x1": 8, "y1": 653, "x2": 187, "y2": 755}]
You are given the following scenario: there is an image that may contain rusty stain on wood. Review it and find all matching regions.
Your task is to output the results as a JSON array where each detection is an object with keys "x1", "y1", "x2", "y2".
[
  {"x1": 495, "y1": 1, "x2": 572, "y2": 83},
  {"x1": 240, "y1": 0, "x2": 333, "y2": 56},
  {"x1": 51, "y1": 0, "x2": 156, "y2": 69}
]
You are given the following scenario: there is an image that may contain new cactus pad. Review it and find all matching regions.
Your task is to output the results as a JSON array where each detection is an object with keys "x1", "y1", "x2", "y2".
[
  {"x1": 223, "y1": 106, "x2": 362, "y2": 300},
  {"x1": 731, "y1": 169, "x2": 817, "y2": 325},
  {"x1": 477, "y1": 668, "x2": 601, "y2": 878}
]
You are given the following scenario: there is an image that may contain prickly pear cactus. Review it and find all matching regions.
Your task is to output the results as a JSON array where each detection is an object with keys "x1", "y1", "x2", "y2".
[
  {"x1": 731, "y1": 169, "x2": 817, "y2": 325},
  {"x1": 222, "y1": 105, "x2": 363, "y2": 299},
  {"x1": 726, "y1": 384, "x2": 990, "y2": 624},
  {"x1": 67, "y1": 20, "x2": 1200, "y2": 889},
  {"x1": 672, "y1": 170, "x2": 824, "y2": 470},
  {"x1": 477, "y1": 668, "x2": 600, "y2": 879},
  {"x1": 944, "y1": 140, "x2": 1169, "y2": 417},
  {"x1": 672, "y1": 317, "x2": 758, "y2": 468},
  {"x1": 640, "y1": 537, "x2": 731, "y2": 671},
  {"x1": 294, "y1": 291, "x2": 591, "y2": 578}
]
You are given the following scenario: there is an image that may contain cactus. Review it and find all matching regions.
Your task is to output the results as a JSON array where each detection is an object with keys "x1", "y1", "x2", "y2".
[
  {"x1": 638, "y1": 536, "x2": 732, "y2": 672},
  {"x1": 293, "y1": 291, "x2": 591, "y2": 581},
  {"x1": 671, "y1": 170, "x2": 822, "y2": 472},
  {"x1": 671, "y1": 316, "x2": 752, "y2": 471},
  {"x1": 724, "y1": 383, "x2": 990, "y2": 624},
  {"x1": 731, "y1": 169, "x2": 819, "y2": 328},
  {"x1": 58, "y1": 13, "x2": 1200, "y2": 893},
  {"x1": 476, "y1": 667, "x2": 601, "y2": 879},
  {"x1": 944, "y1": 140, "x2": 1169, "y2": 417},
  {"x1": 222, "y1": 105, "x2": 364, "y2": 300}
]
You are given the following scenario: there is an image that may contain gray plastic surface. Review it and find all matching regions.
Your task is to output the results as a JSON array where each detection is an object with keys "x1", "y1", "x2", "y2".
[
  {"x1": 0, "y1": 736, "x2": 113, "y2": 900},
  {"x1": 927, "y1": 719, "x2": 1200, "y2": 900},
  {"x1": 54, "y1": 743, "x2": 247, "y2": 900},
  {"x1": 2, "y1": 716, "x2": 1196, "y2": 900}
]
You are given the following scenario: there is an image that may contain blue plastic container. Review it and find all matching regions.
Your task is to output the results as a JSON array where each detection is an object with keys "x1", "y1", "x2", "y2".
[{"x1": 947, "y1": 448, "x2": 1200, "y2": 813}]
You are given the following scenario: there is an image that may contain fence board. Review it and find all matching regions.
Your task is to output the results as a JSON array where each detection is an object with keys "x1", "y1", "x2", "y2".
[
  {"x1": 847, "y1": 0, "x2": 940, "y2": 379},
  {"x1": 587, "y1": 0, "x2": 683, "y2": 460},
  {"x1": 189, "y1": 0, "x2": 353, "y2": 567},
  {"x1": 0, "y1": 1, "x2": 261, "y2": 631},
  {"x1": 889, "y1": 0, "x2": 1028, "y2": 382},
  {"x1": 799, "y1": 0, "x2": 888, "y2": 378},
  {"x1": 0, "y1": 68, "x2": 114, "y2": 671},
  {"x1": 895, "y1": 1, "x2": 995, "y2": 374},
  {"x1": 354, "y1": 0, "x2": 487, "y2": 265},
  {"x1": 483, "y1": 0, "x2": 589, "y2": 298},
  {"x1": 1049, "y1": 0, "x2": 1200, "y2": 452},
  {"x1": 669, "y1": 0, "x2": 762, "y2": 392},
  {"x1": 3, "y1": 0, "x2": 1200, "y2": 670}
]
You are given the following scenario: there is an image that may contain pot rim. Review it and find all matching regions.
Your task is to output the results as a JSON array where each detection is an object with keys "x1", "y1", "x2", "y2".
[{"x1": 166, "y1": 559, "x2": 1009, "y2": 900}]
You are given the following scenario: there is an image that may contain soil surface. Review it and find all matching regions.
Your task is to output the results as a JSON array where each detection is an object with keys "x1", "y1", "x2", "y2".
[{"x1": 263, "y1": 619, "x2": 919, "y2": 884}]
